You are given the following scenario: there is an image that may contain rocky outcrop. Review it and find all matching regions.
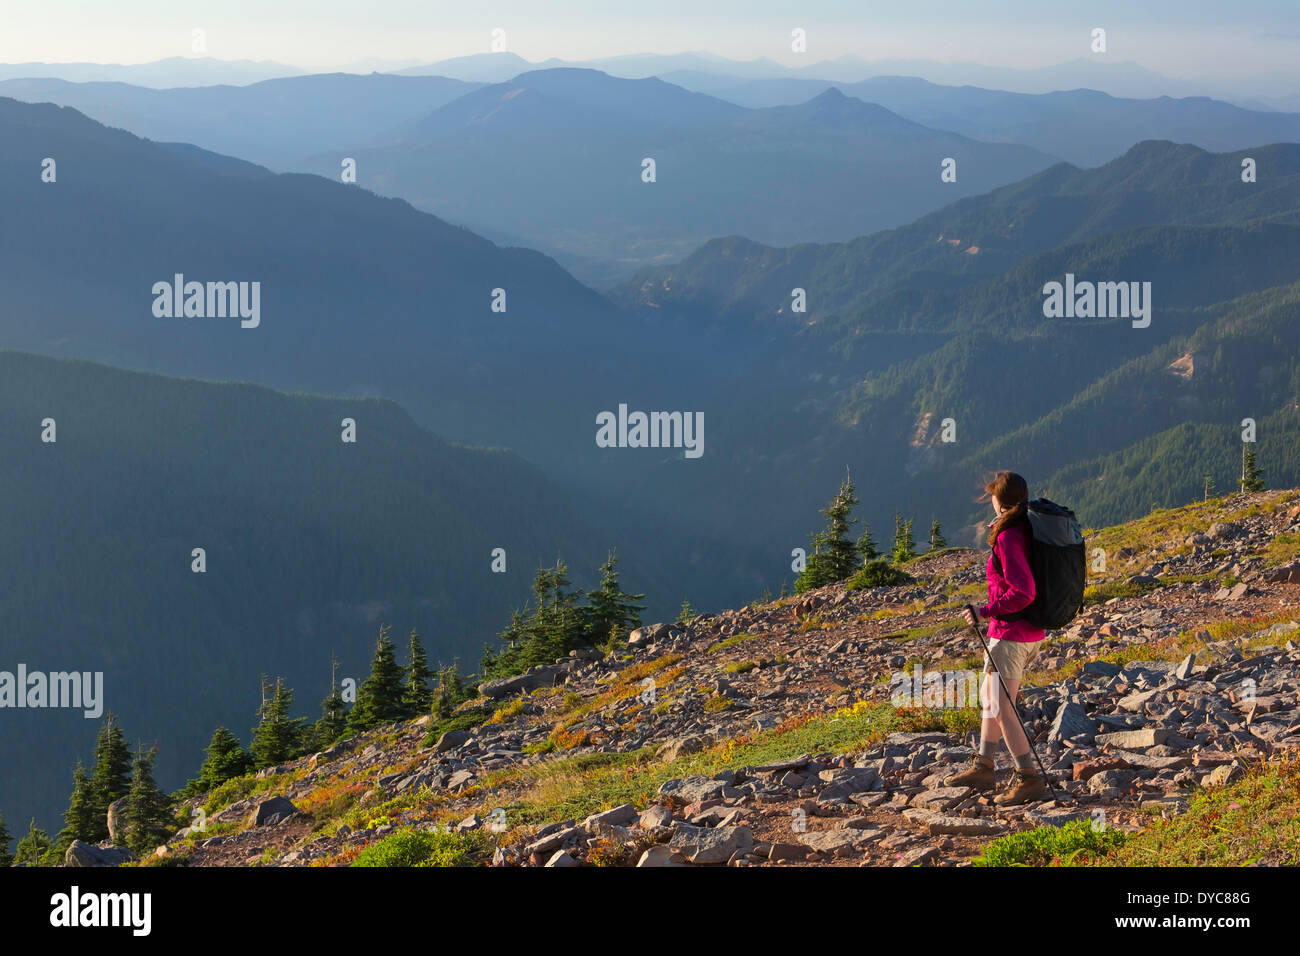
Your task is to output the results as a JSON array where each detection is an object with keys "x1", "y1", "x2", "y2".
[
  {"x1": 478, "y1": 664, "x2": 562, "y2": 699},
  {"x1": 250, "y1": 796, "x2": 298, "y2": 827},
  {"x1": 66, "y1": 840, "x2": 135, "y2": 867}
]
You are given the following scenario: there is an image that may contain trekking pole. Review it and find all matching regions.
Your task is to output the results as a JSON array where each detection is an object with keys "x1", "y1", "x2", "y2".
[{"x1": 965, "y1": 604, "x2": 1060, "y2": 799}]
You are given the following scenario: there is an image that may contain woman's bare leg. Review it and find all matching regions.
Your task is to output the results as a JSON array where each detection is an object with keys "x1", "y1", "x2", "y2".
[{"x1": 980, "y1": 671, "x2": 1028, "y2": 755}]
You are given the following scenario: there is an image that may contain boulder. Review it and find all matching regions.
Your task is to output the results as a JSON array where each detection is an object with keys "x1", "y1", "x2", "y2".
[
  {"x1": 669, "y1": 824, "x2": 753, "y2": 864},
  {"x1": 636, "y1": 845, "x2": 688, "y2": 867},
  {"x1": 447, "y1": 769, "x2": 476, "y2": 791},
  {"x1": 1117, "y1": 688, "x2": 1161, "y2": 712},
  {"x1": 903, "y1": 809, "x2": 1005, "y2": 836},
  {"x1": 1023, "y1": 806, "x2": 1092, "y2": 827},
  {"x1": 430, "y1": 729, "x2": 473, "y2": 754},
  {"x1": 1203, "y1": 762, "x2": 1245, "y2": 787},
  {"x1": 525, "y1": 825, "x2": 581, "y2": 857},
  {"x1": 1261, "y1": 563, "x2": 1300, "y2": 584},
  {"x1": 658, "y1": 775, "x2": 726, "y2": 805},
  {"x1": 817, "y1": 766, "x2": 879, "y2": 793},
  {"x1": 638, "y1": 805, "x2": 674, "y2": 829},
  {"x1": 1081, "y1": 661, "x2": 1122, "y2": 678},
  {"x1": 1087, "y1": 769, "x2": 1136, "y2": 796},
  {"x1": 894, "y1": 845, "x2": 940, "y2": 867},
  {"x1": 911, "y1": 786, "x2": 971, "y2": 812},
  {"x1": 656, "y1": 736, "x2": 705, "y2": 763},
  {"x1": 65, "y1": 841, "x2": 135, "y2": 867},
  {"x1": 1048, "y1": 700, "x2": 1097, "y2": 743},
  {"x1": 1173, "y1": 653, "x2": 1197, "y2": 680},
  {"x1": 1111, "y1": 749, "x2": 1193, "y2": 771},
  {"x1": 1097, "y1": 728, "x2": 1169, "y2": 749},
  {"x1": 796, "y1": 828, "x2": 880, "y2": 855},
  {"x1": 478, "y1": 665, "x2": 561, "y2": 699},
  {"x1": 1213, "y1": 583, "x2": 1251, "y2": 602},
  {"x1": 583, "y1": 803, "x2": 639, "y2": 830},
  {"x1": 752, "y1": 755, "x2": 813, "y2": 774},
  {"x1": 250, "y1": 795, "x2": 298, "y2": 827}
]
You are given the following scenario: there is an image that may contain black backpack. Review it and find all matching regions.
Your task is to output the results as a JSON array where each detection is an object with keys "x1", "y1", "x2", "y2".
[{"x1": 991, "y1": 498, "x2": 1086, "y2": 630}]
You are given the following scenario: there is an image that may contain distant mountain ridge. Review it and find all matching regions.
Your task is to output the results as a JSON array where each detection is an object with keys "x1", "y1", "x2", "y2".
[
  {"x1": 0, "y1": 56, "x2": 303, "y2": 87},
  {"x1": 307, "y1": 73, "x2": 1056, "y2": 283},
  {"x1": 8, "y1": 66, "x2": 1297, "y2": 287},
  {"x1": 662, "y1": 74, "x2": 1300, "y2": 166},
  {"x1": 0, "y1": 73, "x2": 482, "y2": 169}
]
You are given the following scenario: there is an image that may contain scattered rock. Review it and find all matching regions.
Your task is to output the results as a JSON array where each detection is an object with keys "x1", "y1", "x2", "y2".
[
  {"x1": 250, "y1": 796, "x2": 298, "y2": 827},
  {"x1": 431, "y1": 729, "x2": 474, "y2": 754},
  {"x1": 894, "y1": 845, "x2": 940, "y2": 867}
]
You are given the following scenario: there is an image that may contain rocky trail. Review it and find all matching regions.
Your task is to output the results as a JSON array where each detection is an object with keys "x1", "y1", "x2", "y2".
[{"x1": 66, "y1": 489, "x2": 1300, "y2": 868}]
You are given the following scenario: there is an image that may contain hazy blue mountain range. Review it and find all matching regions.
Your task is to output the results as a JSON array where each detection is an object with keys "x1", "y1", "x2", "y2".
[
  {"x1": 659, "y1": 74, "x2": 1300, "y2": 166},
  {"x1": 0, "y1": 56, "x2": 304, "y2": 87},
  {"x1": 0, "y1": 73, "x2": 483, "y2": 170},
  {"x1": 302, "y1": 71, "x2": 1056, "y2": 283},
  {"x1": 394, "y1": 51, "x2": 1276, "y2": 104},
  {"x1": 10, "y1": 66, "x2": 1297, "y2": 287},
  {"x1": 8, "y1": 51, "x2": 1293, "y2": 106}
]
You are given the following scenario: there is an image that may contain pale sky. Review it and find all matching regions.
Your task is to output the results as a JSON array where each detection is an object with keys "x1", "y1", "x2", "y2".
[{"x1": 2, "y1": 0, "x2": 1298, "y2": 80}]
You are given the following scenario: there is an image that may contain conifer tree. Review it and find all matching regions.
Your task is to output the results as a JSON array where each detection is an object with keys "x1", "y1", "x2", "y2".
[
  {"x1": 0, "y1": 811, "x2": 12, "y2": 867},
  {"x1": 676, "y1": 599, "x2": 697, "y2": 624},
  {"x1": 13, "y1": 819, "x2": 51, "y2": 866},
  {"x1": 796, "y1": 472, "x2": 861, "y2": 591},
  {"x1": 481, "y1": 609, "x2": 527, "y2": 679},
  {"x1": 89, "y1": 713, "x2": 131, "y2": 840},
  {"x1": 125, "y1": 745, "x2": 173, "y2": 855},
  {"x1": 584, "y1": 552, "x2": 646, "y2": 645},
  {"x1": 856, "y1": 524, "x2": 879, "y2": 563},
  {"x1": 251, "y1": 677, "x2": 306, "y2": 768},
  {"x1": 348, "y1": 625, "x2": 406, "y2": 732},
  {"x1": 892, "y1": 513, "x2": 917, "y2": 563},
  {"x1": 312, "y1": 655, "x2": 348, "y2": 748},
  {"x1": 434, "y1": 660, "x2": 466, "y2": 719},
  {"x1": 531, "y1": 561, "x2": 583, "y2": 661},
  {"x1": 53, "y1": 761, "x2": 98, "y2": 855},
  {"x1": 402, "y1": 629, "x2": 434, "y2": 718},
  {"x1": 1240, "y1": 445, "x2": 1265, "y2": 493},
  {"x1": 818, "y1": 472, "x2": 860, "y2": 577},
  {"x1": 182, "y1": 727, "x2": 253, "y2": 797},
  {"x1": 928, "y1": 518, "x2": 947, "y2": 551}
]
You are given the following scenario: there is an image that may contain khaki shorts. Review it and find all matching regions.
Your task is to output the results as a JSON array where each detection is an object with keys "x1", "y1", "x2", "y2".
[{"x1": 983, "y1": 638, "x2": 1043, "y2": 683}]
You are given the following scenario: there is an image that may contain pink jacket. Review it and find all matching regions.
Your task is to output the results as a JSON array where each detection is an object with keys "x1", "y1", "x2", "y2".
[{"x1": 979, "y1": 520, "x2": 1045, "y2": 643}]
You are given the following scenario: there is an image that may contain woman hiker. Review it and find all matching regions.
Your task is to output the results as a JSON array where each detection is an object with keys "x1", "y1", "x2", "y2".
[{"x1": 943, "y1": 470, "x2": 1050, "y2": 805}]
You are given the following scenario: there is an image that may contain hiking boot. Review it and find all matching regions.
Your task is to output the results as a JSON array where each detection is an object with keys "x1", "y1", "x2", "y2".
[
  {"x1": 995, "y1": 769, "x2": 1050, "y2": 806},
  {"x1": 942, "y1": 755, "x2": 995, "y2": 790}
]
